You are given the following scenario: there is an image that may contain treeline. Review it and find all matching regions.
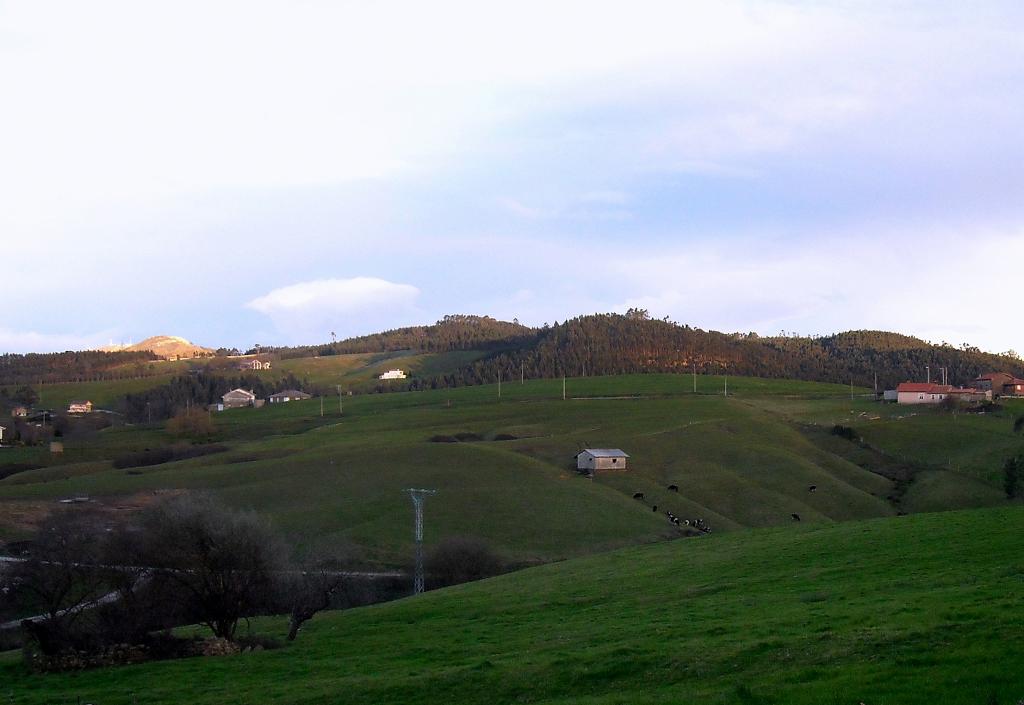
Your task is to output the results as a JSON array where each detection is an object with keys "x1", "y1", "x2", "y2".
[
  {"x1": 0, "y1": 350, "x2": 159, "y2": 385},
  {"x1": 266, "y1": 314, "x2": 536, "y2": 359},
  {"x1": 378, "y1": 312, "x2": 1024, "y2": 392},
  {"x1": 123, "y1": 372, "x2": 309, "y2": 422}
]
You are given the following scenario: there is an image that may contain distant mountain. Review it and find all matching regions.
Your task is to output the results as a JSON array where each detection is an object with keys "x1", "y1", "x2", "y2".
[{"x1": 102, "y1": 336, "x2": 214, "y2": 360}]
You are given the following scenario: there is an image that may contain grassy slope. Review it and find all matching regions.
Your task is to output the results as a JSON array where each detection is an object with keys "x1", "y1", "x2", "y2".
[
  {"x1": 1, "y1": 376, "x2": 894, "y2": 564},
  {"x1": 3, "y1": 375, "x2": 1019, "y2": 564},
  {"x1": 3, "y1": 506, "x2": 1023, "y2": 704}
]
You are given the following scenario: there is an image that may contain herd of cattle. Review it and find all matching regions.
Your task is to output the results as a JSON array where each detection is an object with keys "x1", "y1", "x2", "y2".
[{"x1": 632, "y1": 483, "x2": 821, "y2": 530}]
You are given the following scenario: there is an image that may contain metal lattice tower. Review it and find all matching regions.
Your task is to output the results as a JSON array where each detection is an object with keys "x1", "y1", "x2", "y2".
[{"x1": 405, "y1": 488, "x2": 437, "y2": 594}]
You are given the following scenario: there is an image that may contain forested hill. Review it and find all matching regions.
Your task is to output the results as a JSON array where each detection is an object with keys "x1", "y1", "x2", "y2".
[
  {"x1": 0, "y1": 350, "x2": 158, "y2": 386},
  {"x1": 270, "y1": 314, "x2": 536, "y2": 358},
  {"x1": 390, "y1": 312, "x2": 1024, "y2": 391}
]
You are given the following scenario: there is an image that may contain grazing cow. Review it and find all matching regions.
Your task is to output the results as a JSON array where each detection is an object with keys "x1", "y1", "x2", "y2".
[
  {"x1": 652, "y1": 505, "x2": 658, "y2": 512},
  {"x1": 791, "y1": 513, "x2": 801, "y2": 521},
  {"x1": 667, "y1": 484, "x2": 679, "y2": 492},
  {"x1": 683, "y1": 519, "x2": 690, "y2": 526},
  {"x1": 808, "y1": 485, "x2": 817, "y2": 493},
  {"x1": 633, "y1": 492, "x2": 645, "y2": 500}
]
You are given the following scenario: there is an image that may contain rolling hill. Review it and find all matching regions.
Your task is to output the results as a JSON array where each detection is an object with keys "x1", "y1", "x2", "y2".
[
  {"x1": 3, "y1": 505, "x2": 1022, "y2": 704},
  {"x1": 2, "y1": 375, "x2": 1020, "y2": 564}
]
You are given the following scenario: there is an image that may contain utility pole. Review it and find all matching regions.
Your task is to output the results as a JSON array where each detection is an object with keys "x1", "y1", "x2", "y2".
[
  {"x1": 693, "y1": 360, "x2": 697, "y2": 393},
  {"x1": 874, "y1": 372, "x2": 878, "y2": 396},
  {"x1": 926, "y1": 365, "x2": 930, "y2": 383},
  {"x1": 521, "y1": 362, "x2": 524, "y2": 385},
  {"x1": 562, "y1": 375, "x2": 566, "y2": 401},
  {"x1": 320, "y1": 396, "x2": 324, "y2": 417},
  {"x1": 851, "y1": 378, "x2": 854, "y2": 401},
  {"x1": 336, "y1": 385, "x2": 343, "y2": 415},
  {"x1": 498, "y1": 368, "x2": 501, "y2": 399},
  {"x1": 723, "y1": 365, "x2": 728, "y2": 397},
  {"x1": 405, "y1": 488, "x2": 437, "y2": 595}
]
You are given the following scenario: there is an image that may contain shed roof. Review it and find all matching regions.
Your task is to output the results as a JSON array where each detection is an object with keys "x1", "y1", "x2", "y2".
[
  {"x1": 223, "y1": 388, "x2": 256, "y2": 398},
  {"x1": 270, "y1": 389, "x2": 310, "y2": 398},
  {"x1": 896, "y1": 383, "x2": 951, "y2": 394},
  {"x1": 578, "y1": 448, "x2": 630, "y2": 458}
]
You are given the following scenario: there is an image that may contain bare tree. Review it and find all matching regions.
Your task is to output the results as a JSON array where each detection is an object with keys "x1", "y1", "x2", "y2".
[
  {"x1": 138, "y1": 494, "x2": 285, "y2": 640},
  {"x1": 10, "y1": 510, "x2": 109, "y2": 654},
  {"x1": 283, "y1": 541, "x2": 359, "y2": 642}
]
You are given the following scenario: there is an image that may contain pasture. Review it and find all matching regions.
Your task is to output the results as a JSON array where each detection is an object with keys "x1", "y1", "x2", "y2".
[
  {"x1": 2, "y1": 505, "x2": 1022, "y2": 704},
  {"x1": 3, "y1": 372, "x2": 1020, "y2": 565}
]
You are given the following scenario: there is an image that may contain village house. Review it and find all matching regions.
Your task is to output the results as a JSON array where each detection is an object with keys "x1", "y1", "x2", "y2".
[
  {"x1": 268, "y1": 389, "x2": 312, "y2": 403},
  {"x1": 237, "y1": 359, "x2": 272, "y2": 371},
  {"x1": 222, "y1": 388, "x2": 257, "y2": 409},
  {"x1": 896, "y1": 383, "x2": 990, "y2": 405},
  {"x1": 973, "y1": 372, "x2": 1024, "y2": 397},
  {"x1": 1006, "y1": 378, "x2": 1024, "y2": 396},
  {"x1": 378, "y1": 369, "x2": 407, "y2": 380},
  {"x1": 896, "y1": 383, "x2": 951, "y2": 405},
  {"x1": 9, "y1": 406, "x2": 29, "y2": 418},
  {"x1": 576, "y1": 448, "x2": 630, "y2": 472},
  {"x1": 67, "y1": 400, "x2": 93, "y2": 414}
]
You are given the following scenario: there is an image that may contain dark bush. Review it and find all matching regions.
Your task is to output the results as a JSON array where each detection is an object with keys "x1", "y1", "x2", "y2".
[
  {"x1": 112, "y1": 444, "x2": 227, "y2": 469},
  {"x1": 426, "y1": 536, "x2": 504, "y2": 589},
  {"x1": 831, "y1": 425, "x2": 858, "y2": 441},
  {"x1": 454, "y1": 432, "x2": 483, "y2": 442},
  {"x1": 429, "y1": 435, "x2": 458, "y2": 443},
  {"x1": 1005, "y1": 456, "x2": 1020, "y2": 499},
  {"x1": 492, "y1": 433, "x2": 518, "y2": 441},
  {"x1": 0, "y1": 463, "x2": 41, "y2": 480}
]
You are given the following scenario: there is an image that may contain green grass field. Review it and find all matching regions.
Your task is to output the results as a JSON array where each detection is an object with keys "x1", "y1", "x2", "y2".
[
  {"x1": 3, "y1": 505, "x2": 1022, "y2": 704},
  {"x1": 3, "y1": 373, "x2": 1020, "y2": 566}
]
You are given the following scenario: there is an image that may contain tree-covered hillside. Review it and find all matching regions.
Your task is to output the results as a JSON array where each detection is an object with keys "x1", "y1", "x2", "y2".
[{"x1": 386, "y1": 312, "x2": 1024, "y2": 392}]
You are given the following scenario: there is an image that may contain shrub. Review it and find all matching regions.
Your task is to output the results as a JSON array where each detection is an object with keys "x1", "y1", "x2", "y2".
[
  {"x1": 166, "y1": 408, "x2": 214, "y2": 439},
  {"x1": 831, "y1": 424, "x2": 858, "y2": 441},
  {"x1": 426, "y1": 536, "x2": 504, "y2": 588},
  {"x1": 112, "y1": 444, "x2": 226, "y2": 469},
  {"x1": 1004, "y1": 456, "x2": 1020, "y2": 499}
]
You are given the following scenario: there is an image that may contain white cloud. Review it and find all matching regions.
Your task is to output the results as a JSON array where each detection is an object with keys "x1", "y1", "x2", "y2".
[{"x1": 246, "y1": 277, "x2": 421, "y2": 343}]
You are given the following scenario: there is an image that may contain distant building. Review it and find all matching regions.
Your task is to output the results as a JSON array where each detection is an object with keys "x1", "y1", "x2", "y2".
[
  {"x1": 0, "y1": 425, "x2": 6, "y2": 443},
  {"x1": 896, "y1": 383, "x2": 990, "y2": 405},
  {"x1": 237, "y1": 359, "x2": 272, "y2": 371},
  {"x1": 576, "y1": 448, "x2": 630, "y2": 472},
  {"x1": 67, "y1": 400, "x2": 93, "y2": 414},
  {"x1": 946, "y1": 387, "x2": 992, "y2": 403},
  {"x1": 1006, "y1": 378, "x2": 1024, "y2": 396},
  {"x1": 222, "y1": 388, "x2": 257, "y2": 408},
  {"x1": 882, "y1": 390, "x2": 898, "y2": 402},
  {"x1": 972, "y1": 372, "x2": 1018, "y2": 397},
  {"x1": 10, "y1": 406, "x2": 29, "y2": 418},
  {"x1": 896, "y1": 383, "x2": 951, "y2": 405},
  {"x1": 268, "y1": 389, "x2": 312, "y2": 403},
  {"x1": 378, "y1": 369, "x2": 407, "y2": 380}
]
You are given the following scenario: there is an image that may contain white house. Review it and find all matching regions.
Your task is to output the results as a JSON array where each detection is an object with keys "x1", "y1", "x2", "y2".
[
  {"x1": 378, "y1": 369, "x2": 407, "y2": 380},
  {"x1": 222, "y1": 388, "x2": 257, "y2": 408},
  {"x1": 576, "y1": 448, "x2": 630, "y2": 472},
  {"x1": 268, "y1": 389, "x2": 312, "y2": 403},
  {"x1": 896, "y1": 383, "x2": 951, "y2": 404}
]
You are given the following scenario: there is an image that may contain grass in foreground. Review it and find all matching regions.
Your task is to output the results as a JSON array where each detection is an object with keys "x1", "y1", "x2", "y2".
[{"x1": 3, "y1": 505, "x2": 1023, "y2": 704}]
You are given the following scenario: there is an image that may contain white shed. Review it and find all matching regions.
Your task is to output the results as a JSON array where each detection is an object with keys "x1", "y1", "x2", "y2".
[{"x1": 576, "y1": 448, "x2": 630, "y2": 472}]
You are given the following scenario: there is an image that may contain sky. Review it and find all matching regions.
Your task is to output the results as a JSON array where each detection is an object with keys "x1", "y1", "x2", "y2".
[{"x1": 1, "y1": 1, "x2": 1022, "y2": 355}]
